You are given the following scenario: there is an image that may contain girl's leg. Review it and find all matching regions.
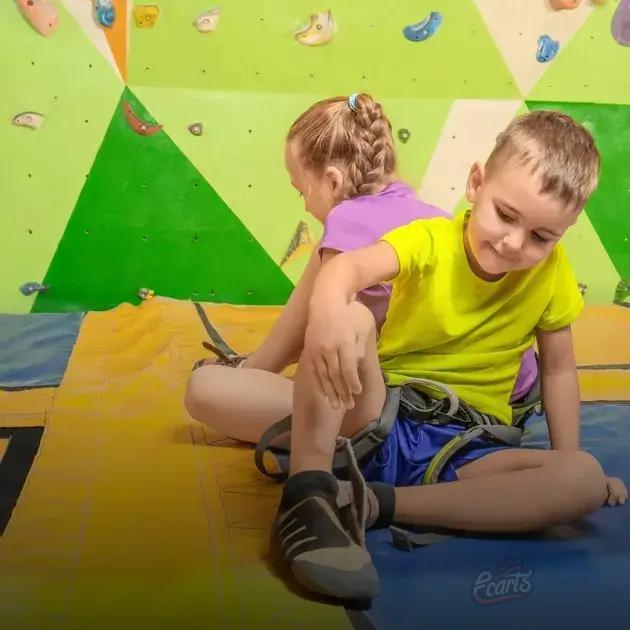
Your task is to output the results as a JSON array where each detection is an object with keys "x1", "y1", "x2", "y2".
[
  {"x1": 184, "y1": 366, "x2": 293, "y2": 445},
  {"x1": 394, "y1": 448, "x2": 607, "y2": 532}
]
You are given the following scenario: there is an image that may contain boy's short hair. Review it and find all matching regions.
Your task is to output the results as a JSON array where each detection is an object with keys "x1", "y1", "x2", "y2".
[{"x1": 485, "y1": 110, "x2": 601, "y2": 210}]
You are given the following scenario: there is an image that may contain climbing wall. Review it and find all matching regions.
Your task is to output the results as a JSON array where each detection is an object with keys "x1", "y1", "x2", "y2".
[
  {"x1": 2, "y1": 0, "x2": 629, "y2": 313},
  {"x1": 2, "y1": 3, "x2": 630, "y2": 628}
]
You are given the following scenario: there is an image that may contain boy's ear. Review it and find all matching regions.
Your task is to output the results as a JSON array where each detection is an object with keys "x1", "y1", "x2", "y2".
[
  {"x1": 466, "y1": 162, "x2": 485, "y2": 203},
  {"x1": 325, "y1": 166, "x2": 344, "y2": 197}
]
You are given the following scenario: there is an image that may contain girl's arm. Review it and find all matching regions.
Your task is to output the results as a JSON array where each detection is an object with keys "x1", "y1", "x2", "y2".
[{"x1": 246, "y1": 241, "x2": 332, "y2": 373}]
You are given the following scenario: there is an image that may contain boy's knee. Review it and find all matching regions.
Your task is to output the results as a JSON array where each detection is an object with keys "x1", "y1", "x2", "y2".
[
  {"x1": 348, "y1": 301, "x2": 377, "y2": 338},
  {"x1": 557, "y1": 450, "x2": 607, "y2": 514}
]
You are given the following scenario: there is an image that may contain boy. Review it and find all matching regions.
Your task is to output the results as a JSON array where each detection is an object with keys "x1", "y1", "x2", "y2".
[{"x1": 272, "y1": 111, "x2": 627, "y2": 603}]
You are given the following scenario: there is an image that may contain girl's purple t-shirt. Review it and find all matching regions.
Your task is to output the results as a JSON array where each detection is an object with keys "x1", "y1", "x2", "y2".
[{"x1": 319, "y1": 181, "x2": 537, "y2": 402}]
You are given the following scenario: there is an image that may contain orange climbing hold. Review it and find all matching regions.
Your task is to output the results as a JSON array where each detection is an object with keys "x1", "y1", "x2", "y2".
[{"x1": 549, "y1": 0, "x2": 581, "y2": 10}]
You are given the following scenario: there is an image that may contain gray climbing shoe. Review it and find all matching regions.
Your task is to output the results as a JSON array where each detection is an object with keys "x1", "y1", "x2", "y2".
[{"x1": 271, "y1": 466, "x2": 378, "y2": 602}]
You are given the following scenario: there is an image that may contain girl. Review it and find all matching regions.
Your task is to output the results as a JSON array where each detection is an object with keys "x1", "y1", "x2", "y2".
[{"x1": 185, "y1": 93, "x2": 537, "y2": 446}]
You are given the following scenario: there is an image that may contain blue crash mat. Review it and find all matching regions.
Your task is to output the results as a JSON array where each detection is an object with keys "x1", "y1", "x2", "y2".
[
  {"x1": 0, "y1": 312, "x2": 83, "y2": 390},
  {"x1": 364, "y1": 404, "x2": 630, "y2": 630}
]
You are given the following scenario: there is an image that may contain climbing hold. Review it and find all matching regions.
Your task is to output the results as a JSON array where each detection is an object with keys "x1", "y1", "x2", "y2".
[
  {"x1": 613, "y1": 279, "x2": 630, "y2": 307},
  {"x1": 122, "y1": 101, "x2": 163, "y2": 136},
  {"x1": 16, "y1": 0, "x2": 59, "y2": 37},
  {"x1": 19, "y1": 282, "x2": 49, "y2": 296},
  {"x1": 536, "y1": 35, "x2": 559, "y2": 62},
  {"x1": 549, "y1": 0, "x2": 581, "y2": 10},
  {"x1": 403, "y1": 11, "x2": 442, "y2": 42},
  {"x1": 578, "y1": 282, "x2": 588, "y2": 296},
  {"x1": 194, "y1": 7, "x2": 220, "y2": 32},
  {"x1": 94, "y1": 0, "x2": 115, "y2": 28},
  {"x1": 280, "y1": 221, "x2": 313, "y2": 267},
  {"x1": 295, "y1": 10, "x2": 335, "y2": 46},
  {"x1": 133, "y1": 4, "x2": 160, "y2": 28},
  {"x1": 188, "y1": 122, "x2": 204, "y2": 136},
  {"x1": 612, "y1": 0, "x2": 630, "y2": 46},
  {"x1": 138, "y1": 287, "x2": 155, "y2": 300},
  {"x1": 12, "y1": 111, "x2": 44, "y2": 130},
  {"x1": 397, "y1": 128, "x2": 411, "y2": 144}
]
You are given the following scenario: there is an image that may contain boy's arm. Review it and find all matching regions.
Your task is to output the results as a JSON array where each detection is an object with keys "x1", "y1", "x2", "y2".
[
  {"x1": 538, "y1": 325, "x2": 628, "y2": 505},
  {"x1": 535, "y1": 325, "x2": 580, "y2": 450},
  {"x1": 304, "y1": 240, "x2": 400, "y2": 408},
  {"x1": 310, "y1": 240, "x2": 400, "y2": 309}
]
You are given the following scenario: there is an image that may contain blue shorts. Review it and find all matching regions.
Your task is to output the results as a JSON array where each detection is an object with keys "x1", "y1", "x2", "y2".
[{"x1": 359, "y1": 410, "x2": 511, "y2": 486}]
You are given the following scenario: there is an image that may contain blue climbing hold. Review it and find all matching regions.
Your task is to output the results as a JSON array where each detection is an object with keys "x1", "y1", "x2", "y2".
[
  {"x1": 95, "y1": 0, "x2": 115, "y2": 28},
  {"x1": 536, "y1": 35, "x2": 559, "y2": 63},
  {"x1": 19, "y1": 282, "x2": 49, "y2": 297},
  {"x1": 403, "y1": 11, "x2": 443, "y2": 42}
]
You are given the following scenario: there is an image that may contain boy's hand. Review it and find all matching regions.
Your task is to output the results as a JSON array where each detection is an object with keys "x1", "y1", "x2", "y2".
[
  {"x1": 303, "y1": 304, "x2": 362, "y2": 410},
  {"x1": 605, "y1": 476, "x2": 627, "y2": 507}
]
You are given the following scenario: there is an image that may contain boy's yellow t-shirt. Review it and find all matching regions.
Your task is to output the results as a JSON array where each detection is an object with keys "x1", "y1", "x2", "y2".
[{"x1": 378, "y1": 210, "x2": 583, "y2": 424}]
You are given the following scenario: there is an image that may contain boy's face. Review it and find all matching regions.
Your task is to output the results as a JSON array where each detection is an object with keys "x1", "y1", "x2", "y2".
[{"x1": 465, "y1": 159, "x2": 579, "y2": 279}]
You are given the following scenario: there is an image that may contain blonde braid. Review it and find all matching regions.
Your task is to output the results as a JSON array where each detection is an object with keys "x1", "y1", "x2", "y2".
[
  {"x1": 345, "y1": 94, "x2": 396, "y2": 197},
  {"x1": 287, "y1": 93, "x2": 397, "y2": 202}
]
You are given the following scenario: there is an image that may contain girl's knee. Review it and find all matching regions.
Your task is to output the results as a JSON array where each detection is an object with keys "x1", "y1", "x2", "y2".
[
  {"x1": 184, "y1": 366, "x2": 221, "y2": 421},
  {"x1": 184, "y1": 370, "x2": 203, "y2": 419}
]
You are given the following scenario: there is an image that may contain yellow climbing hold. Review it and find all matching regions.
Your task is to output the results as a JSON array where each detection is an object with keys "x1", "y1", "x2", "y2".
[
  {"x1": 295, "y1": 10, "x2": 335, "y2": 46},
  {"x1": 134, "y1": 5, "x2": 160, "y2": 28}
]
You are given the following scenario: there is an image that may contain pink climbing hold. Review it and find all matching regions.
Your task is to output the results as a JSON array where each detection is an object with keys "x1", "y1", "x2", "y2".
[{"x1": 16, "y1": 0, "x2": 59, "y2": 37}]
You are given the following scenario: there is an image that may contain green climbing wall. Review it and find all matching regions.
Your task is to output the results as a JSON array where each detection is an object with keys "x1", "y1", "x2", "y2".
[
  {"x1": 32, "y1": 88, "x2": 292, "y2": 312},
  {"x1": 527, "y1": 101, "x2": 630, "y2": 281},
  {"x1": 1, "y1": 0, "x2": 629, "y2": 313}
]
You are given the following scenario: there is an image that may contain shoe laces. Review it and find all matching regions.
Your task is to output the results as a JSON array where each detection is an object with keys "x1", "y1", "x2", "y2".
[{"x1": 336, "y1": 436, "x2": 368, "y2": 546}]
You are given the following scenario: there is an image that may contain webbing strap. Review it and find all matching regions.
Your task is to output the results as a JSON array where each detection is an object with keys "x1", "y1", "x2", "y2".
[
  {"x1": 253, "y1": 387, "x2": 402, "y2": 481},
  {"x1": 422, "y1": 424, "x2": 523, "y2": 485},
  {"x1": 254, "y1": 416, "x2": 292, "y2": 481},
  {"x1": 389, "y1": 526, "x2": 452, "y2": 550},
  {"x1": 192, "y1": 302, "x2": 234, "y2": 357}
]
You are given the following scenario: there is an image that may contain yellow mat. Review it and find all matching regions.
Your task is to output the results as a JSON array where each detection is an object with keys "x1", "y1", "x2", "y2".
[
  {"x1": 0, "y1": 298, "x2": 627, "y2": 628},
  {"x1": 0, "y1": 299, "x2": 350, "y2": 629},
  {"x1": 573, "y1": 305, "x2": 630, "y2": 402}
]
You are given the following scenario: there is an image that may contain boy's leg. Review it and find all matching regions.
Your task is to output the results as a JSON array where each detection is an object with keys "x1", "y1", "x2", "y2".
[
  {"x1": 185, "y1": 366, "x2": 293, "y2": 445},
  {"x1": 289, "y1": 301, "x2": 386, "y2": 475},
  {"x1": 393, "y1": 448, "x2": 607, "y2": 532},
  {"x1": 272, "y1": 302, "x2": 387, "y2": 602}
]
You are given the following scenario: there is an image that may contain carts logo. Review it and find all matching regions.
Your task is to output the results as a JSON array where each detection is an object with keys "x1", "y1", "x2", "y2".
[{"x1": 472, "y1": 557, "x2": 533, "y2": 605}]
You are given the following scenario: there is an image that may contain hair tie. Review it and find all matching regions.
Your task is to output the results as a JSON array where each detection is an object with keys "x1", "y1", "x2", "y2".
[{"x1": 348, "y1": 93, "x2": 359, "y2": 112}]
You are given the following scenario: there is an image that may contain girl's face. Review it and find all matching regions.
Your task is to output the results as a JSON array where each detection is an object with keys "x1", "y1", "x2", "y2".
[{"x1": 285, "y1": 140, "x2": 344, "y2": 223}]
